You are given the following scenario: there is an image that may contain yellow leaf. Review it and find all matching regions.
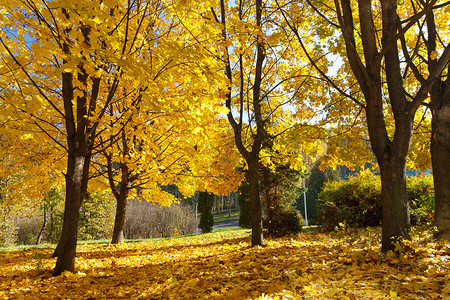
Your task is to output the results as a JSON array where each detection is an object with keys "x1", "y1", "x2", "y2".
[{"x1": 430, "y1": 51, "x2": 438, "y2": 60}]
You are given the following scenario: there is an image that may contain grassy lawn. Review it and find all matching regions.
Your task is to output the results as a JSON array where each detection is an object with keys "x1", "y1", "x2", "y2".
[{"x1": 213, "y1": 211, "x2": 239, "y2": 223}]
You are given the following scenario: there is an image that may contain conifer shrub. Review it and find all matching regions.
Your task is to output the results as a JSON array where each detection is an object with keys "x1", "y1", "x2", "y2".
[
  {"x1": 198, "y1": 191, "x2": 214, "y2": 233},
  {"x1": 238, "y1": 180, "x2": 252, "y2": 229},
  {"x1": 78, "y1": 192, "x2": 116, "y2": 240},
  {"x1": 263, "y1": 208, "x2": 303, "y2": 237}
]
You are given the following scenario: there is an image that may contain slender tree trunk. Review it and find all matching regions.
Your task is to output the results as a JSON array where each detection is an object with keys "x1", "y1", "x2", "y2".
[
  {"x1": 248, "y1": 157, "x2": 263, "y2": 246},
  {"x1": 53, "y1": 153, "x2": 85, "y2": 275},
  {"x1": 379, "y1": 156, "x2": 411, "y2": 252},
  {"x1": 36, "y1": 209, "x2": 47, "y2": 245},
  {"x1": 430, "y1": 81, "x2": 450, "y2": 240},
  {"x1": 111, "y1": 193, "x2": 128, "y2": 244}
]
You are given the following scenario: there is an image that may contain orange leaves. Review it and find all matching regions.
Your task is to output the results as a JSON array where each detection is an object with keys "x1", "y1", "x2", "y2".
[{"x1": 0, "y1": 227, "x2": 448, "y2": 299}]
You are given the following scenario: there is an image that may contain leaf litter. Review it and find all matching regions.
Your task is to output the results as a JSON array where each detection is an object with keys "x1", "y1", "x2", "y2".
[{"x1": 0, "y1": 228, "x2": 448, "y2": 299}]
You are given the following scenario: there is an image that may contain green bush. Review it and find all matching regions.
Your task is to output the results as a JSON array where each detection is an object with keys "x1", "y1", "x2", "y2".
[
  {"x1": 317, "y1": 174, "x2": 382, "y2": 231},
  {"x1": 407, "y1": 175, "x2": 434, "y2": 225},
  {"x1": 78, "y1": 192, "x2": 116, "y2": 240},
  {"x1": 296, "y1": 160, "x2": 340, "y2": 224},
  {"x1": 263, "y1": 208, "x2": 303, "y2": 237},
  {"x1": 238, "y1": 180, "x2": 252, "y2": 229},
  {"x1": 318, "y1": 174, "x2": 435, "y2": 231},
  {"x1": 198, "y1": 191, "x2": 214, "y2": 233}
]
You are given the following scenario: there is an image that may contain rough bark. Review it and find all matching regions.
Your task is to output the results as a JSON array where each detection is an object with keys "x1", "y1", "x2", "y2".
[
  {"x1": 53, "y1": 152, "x2": 86, "y2": 275},
  {"x1": 335, "y1": 0, "x2": 415, "y2": 251},
  {"x1": 426, "y1": 11, "x2": 450, "y2": 241},
  {"x1": 111, "y1": 194, "x2": 128, "y2": 244},
  {"x1": 430, "y1": 80, "x2": 450, "y2": 240},
  {"x1": 248, "y1": 158, "x2": 264, "y2": 246},
  {"x1": 53, "y1": 33, "x2": 93, "y2": 274},
  {"x1": 379, "y1": 155, "x2": 411, "y2": 251}
]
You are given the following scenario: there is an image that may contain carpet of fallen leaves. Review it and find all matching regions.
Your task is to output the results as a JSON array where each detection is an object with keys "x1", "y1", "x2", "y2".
[{"x1": 0, "y1": 227, "x2": 449, "y2": 299}]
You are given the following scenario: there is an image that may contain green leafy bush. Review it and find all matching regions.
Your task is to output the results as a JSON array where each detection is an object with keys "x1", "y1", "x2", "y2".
[
  {"x1": 296, "y1": 160, "x2": 340, "y2": 224},
  {"x1": 263, "y1": 208, "x2": 303, "y2": 237},
  {"x1": 407, "y1": 175, "x2": 434, "y2": 225},
  {"x1": 318, "y1": 173, "x2": 435, "y2": 231},
  {"x1": 78, "y1": 192, "x2": 116, "y2": 240},
  {"x1": 317, "y1": 173, "x2": 382, "y2": 231}
]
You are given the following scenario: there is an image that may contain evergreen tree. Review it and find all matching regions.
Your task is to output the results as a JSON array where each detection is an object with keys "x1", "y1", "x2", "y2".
[{"x1": 198, "y1": 191, "x2": 214, "y2": 233}]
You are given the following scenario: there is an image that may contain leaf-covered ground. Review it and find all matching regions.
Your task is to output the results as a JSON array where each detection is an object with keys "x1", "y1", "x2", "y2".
[{"x1": 0, "y1": 227, "x2": 449, "y2": 299}]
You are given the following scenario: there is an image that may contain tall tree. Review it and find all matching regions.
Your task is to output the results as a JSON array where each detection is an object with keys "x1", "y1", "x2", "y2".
[
  {"x1": 0, "y1": 0, "x2": 235, "y2": 274},
  {"x1": 0, "y1": 0, "x2": 112, "y2": 274},
  {"x1": 421, "y1": 7, "x2": 450, "y2": 240},
  {"x1": 279, "y1": 0, "x2": 450, "y2": 250},
  {"x1": 218, "y1": 0, "x2": 266, "y2": 246},
  {"x1": 208, "y1": 0, "x2": 325, "y2": 246}
]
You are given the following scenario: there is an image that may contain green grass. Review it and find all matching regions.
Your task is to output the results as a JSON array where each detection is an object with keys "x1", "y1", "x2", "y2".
[
  {"x1": 213, "y1": 211, "x2": 239, "y2": 223},
  {"x1": 0, "y1": 227, "x2": 248, "y2": 251},
  {"x1": 0, "y1": 243, "x2": 54, "y2": 252}
]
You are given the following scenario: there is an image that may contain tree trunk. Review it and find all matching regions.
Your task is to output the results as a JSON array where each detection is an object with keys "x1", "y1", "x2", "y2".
[
  {"x1": 52, "y1": 154, "x2": 85, "y2": 276},
  {"x1": 111, "y1": 193, "x2": 128, "y2": 244},
  {"x1": 379, "y1": 156, "x2": 411, "y2": 252},
  {"x1": 248, "y1": 158, "x2": 263, "y2": 246},
  {"x1": 430, "y1": 81, "x2": 450, "y2": 240},
  {"x1": 35, "y1": 209, "x2": 46, "y2": 245}
]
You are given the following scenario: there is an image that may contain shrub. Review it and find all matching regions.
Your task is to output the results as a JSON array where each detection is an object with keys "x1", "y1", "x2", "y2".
[
  {"x1": 407, "y1": 175, "x2": 434, "y2": 225},
  {"x1": 198, "y1": 191, "x2": 214, "y2": 233},
  {"x1": 296, "y1": 160, "x2": 340, "y2": 224},
  {"x1": 318, "y1": 173, "x2": 435, "y2": 231},
  {"x1": 318, "y1": 174, "x2": 383, "y2": 231},
  {"x1": 263, "y1": 208, "x2": 303, "y2": 237},
  {"x1": 78, "y1": 192, "x2": 116, "y2": 240},
  {"x1": 123, "y1": 200, "x2": 196, "y2": 239},
  {"x1": 238, "y1": 180, "x2": 252, "y2": 229},
  {"x1": 0, "y1": 207, "x2": 17, "y2": 247}
]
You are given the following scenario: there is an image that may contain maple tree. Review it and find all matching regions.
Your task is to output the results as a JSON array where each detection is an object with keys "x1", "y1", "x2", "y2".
[
  {"x1": 279, "y1": 0, "x2": 450, "y2": 251},
  {"x1": 0, "y1": 0, "x2": 110, "y2": 274},
  {"x1": 205, "y1": 0, "x2": 325, "y2": 246},
  {"x1": 0, "y1": 0, "x2": 240, "y2": 274},
  {"x1": 83, "y1": 2, "x2": 241, "y2": 243},
  {"x1": 421, "y1": 6, "x2": 450, "y2": 240}
]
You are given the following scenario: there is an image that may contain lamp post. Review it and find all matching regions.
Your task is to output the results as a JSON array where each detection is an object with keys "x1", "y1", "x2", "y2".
[{"x1": 303, "y1": 177, "x2": 308, "y2": 226}]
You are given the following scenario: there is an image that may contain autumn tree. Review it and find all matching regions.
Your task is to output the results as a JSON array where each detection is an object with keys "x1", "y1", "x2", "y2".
[
  {"x1": 97, "y1": 98, "x2": 241, "y2": 244},
  {"x1": 278, "y1": 0, "x2": 450, "y2": 251},
  {"x1": 0, "y1": 0, "x2": 236, "y2": 274},
  {"x1": 206, "y1": 0, "x2": 325, "y2": 246},
  {"x1": 420, "y1": 7, "x2": 449, "y2": 240},
  {"x1": 0, "y1": 0, "x2": 113, "y2": 274},
  {"x1": 83, "y1": 0, "x2": 233, "y2": 244}
]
